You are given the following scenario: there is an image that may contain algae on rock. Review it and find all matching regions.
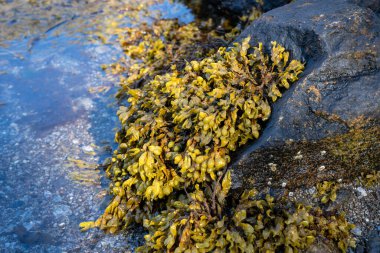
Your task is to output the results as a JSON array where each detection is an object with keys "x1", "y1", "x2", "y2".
[{"x1": 81, "y1": 4, "x2": 358, "y2": 252}]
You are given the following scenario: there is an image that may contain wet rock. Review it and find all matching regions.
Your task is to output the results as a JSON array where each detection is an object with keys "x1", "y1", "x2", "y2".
[
  {"x1": 204, "y1": 0, "x2": 291, "y2": 17},
  {"x1": 351, "y1": 0, "x2": 380, "y2": 14},
  {"x1": 53, "y1": 204, "x2": 72, "y2": 218},
  {"x1": 13, "y1": 225, "x2": 54, "y2": 245},
  {"x1": 230, "y1": 0, "x2": 380, "y2": 192},
  {"x1": 352, "y1": 227, "x2": 363, "y2": 236},
  {"x1": 82, "y1": 145, "x2": 94, "y2": 153},
  {"x1": 354, "y1": 242, "x2": 365, "y2": 253},
  {"x1": 356, "y1": 187, "x2": 368, "y2": 198},
  {"x1": 367, "y1": 227, "x2": 380, "y2": 253}
]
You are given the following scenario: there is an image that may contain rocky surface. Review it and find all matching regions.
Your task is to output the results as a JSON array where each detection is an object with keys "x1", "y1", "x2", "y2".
[
  {"x1": 203, "y1": 0, "x2": 291, "y2": 17},
  {"x1": 228, "y1": 0, "x2": 380, "y2": 251},
  {"x1": 231, "y1": 0, "x2": 379, "y2": 190}
]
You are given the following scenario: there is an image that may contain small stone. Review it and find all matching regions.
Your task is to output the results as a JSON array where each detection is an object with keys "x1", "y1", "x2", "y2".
[
  {"x1": 53, "y1": 205, "x2": 72, "y2": 217},
  {"x1": 309, "y1": 187, "x2": 316, "y2": 195},
  {"x1": 357, "y1": 187, "x2": 367, "y2": 198},
  {"x1": 44, "y1": 191, "x2": 52, "y2": 198},
  {"x1": 268, "y1": 163, "x2": 277, "y2": 172},
  {"x1": 24, "y1": 221, "x2": 35, "y2": 231},
  {"x1": 58, "y1": 223, "x2": 65, "y2": 228},
  {"x1": 294, "y1": 152, "x2": 303, "y2": 160},
  {"x1": 352, "y1": 227, "x2": 362, "y2": 236},
  {"x1": 281, "y1": 182, "x2": 287, "y2": 187},
  {"x1": 82, "y1": 145, "x2": 94, "y2": 153},
  {"x1": 289, "y1": 192, "x2": 294, "y2": 197},
  {"x1": 318, "y1": 165, "x2": 325, "y2": 171},
  {"x1": 53, "y1": 195, "x2": 62, "y2": 203},
  {"x1": 320, "y1": 150, "x2": 327, "y2": 155},
  {"x1": 72, "y1": 139, "x2": 79, "y2": 144},
  {"x1": 337, "y1": 178, "x2": 342, "y2": 183},
  {"x1": 285, "y1": 139, "x2": 294, "y2": 144},
  {"x1": 267, "y1": 181, "x2": 272, "y2": 186}
]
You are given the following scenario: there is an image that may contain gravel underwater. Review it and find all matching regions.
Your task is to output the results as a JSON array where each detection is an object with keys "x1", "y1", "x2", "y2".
[{"x1": 0, "y1": 1, "x2": 193, "y2": 252}]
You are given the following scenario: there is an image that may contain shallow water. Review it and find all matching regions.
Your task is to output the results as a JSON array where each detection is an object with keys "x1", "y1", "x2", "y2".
[{"x1": 0, "y1": 1, "x2": 193, "y2": 251}]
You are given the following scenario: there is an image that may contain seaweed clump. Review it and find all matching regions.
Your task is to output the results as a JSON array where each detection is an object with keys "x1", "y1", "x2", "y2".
[
  {"x1": 315, "y1": 181, "x2": 339, "y2": 204},
  {"x1": 81, "y1": 10, "x2": 356, "y2": 252},
  {"x1": 140, "y1": 184, "x2": 355, "y2": 252},
  {"x1": 111, "y1": 19, "x2": 214, "y2": 99},
  {"x1": 89, "y1": 36, "x2": 303, "y2": 227}
]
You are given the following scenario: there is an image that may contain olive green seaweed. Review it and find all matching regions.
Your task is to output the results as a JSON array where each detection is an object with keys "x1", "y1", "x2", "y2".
[{"x1": 81, "y1": 13, "x2": 356, "y2": 253}]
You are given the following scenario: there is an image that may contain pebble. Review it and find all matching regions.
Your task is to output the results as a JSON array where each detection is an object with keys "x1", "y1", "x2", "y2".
[
  {"x1": 289, "y1": 192, "x2": 294, "y2": 197},
  {"x1": 320, "y1": 150, "x2": 327, "y2": 155},
  {"x1": 352, "y1": 227, "x2": 362, "y2": 236},
  {"x1": 308, "y1": 187, "x2": 316, "y2": 194},
  {"x1": 281, "y1": 182, "x2": 287, "y2": 188},
  {"x1": 53, "y1": 205, "x2": 72, "y2": 218},
  {"x1": 318, "y1": 165, "x2": 325, "y2": 171},
  {"x1": 357, "y1": 187, "x2": 367, "y2": 198},
  {"x1": 82, "y1": 145, "x2": 94, "y2": 153},
  {"x1": 268, "y1": 163, "x2": 277, "y2": 172}
]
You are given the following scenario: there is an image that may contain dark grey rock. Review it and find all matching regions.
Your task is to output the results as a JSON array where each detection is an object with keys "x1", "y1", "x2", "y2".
[
  {"x1": 230, "y1": 0, "x2": 380, "y2": 192},
  {"x1": 13, "y1": 225, "x2": 54, "y2": 245},
  {"x1": 350, "y1": 0, "x2": 380, "y2": 14},
  {"x1": 200, "y1": 0, "x2": 291, "y2": 19}
]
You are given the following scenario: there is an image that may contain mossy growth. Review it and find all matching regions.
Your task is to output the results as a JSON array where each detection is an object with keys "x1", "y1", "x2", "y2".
[
  {"x1": 329, "y1": 126, "x2": 379, "y2": 171},
  {"x1": 81, "y1": 7, "x2": 357, "y2": 252}
]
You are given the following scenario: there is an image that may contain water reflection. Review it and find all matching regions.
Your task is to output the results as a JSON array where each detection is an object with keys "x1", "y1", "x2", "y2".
[{"x1": 0, "y1": 0, "x2": 195, "y2": 251}]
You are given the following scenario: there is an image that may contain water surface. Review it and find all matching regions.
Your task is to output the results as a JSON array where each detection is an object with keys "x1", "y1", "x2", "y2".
[{"x1": 0, "y1": 1, "x2": 194, "y2": 251}]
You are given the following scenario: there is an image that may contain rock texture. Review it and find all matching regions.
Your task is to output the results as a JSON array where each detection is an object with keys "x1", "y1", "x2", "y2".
[
  {"x1": 207, "y1": 0, "x2": 291, "y2": 16},
  {"x1": 196, "y1": 0, "x2": 291, "y2": 21},
  {"x1": 231, "y1": 0, "x2": 380, "y2": 191},
  {"x1": 229, "y1": 0, "x2": 380, "y2": 250}
]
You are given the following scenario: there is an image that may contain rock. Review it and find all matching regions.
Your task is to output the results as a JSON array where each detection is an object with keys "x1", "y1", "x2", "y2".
[
  {"x1": 204, "y1": 0, "x2": 291, "y2": 17},
  {"x1": 351, "y1": 0, "x2": 380, "y2": 14},
  {"x1": 367, "y1": 228, "x2": 380, "y2": 253},
  {"x1": 13, "y1": 224, "x2": 53, "y2": 245},
  {"x1": 82, "y1": 145, "x2": 94, "y2": 153},
  {"x1": 356, "y1": 187, "x2": 368, "y2": 198},
  {"x1": 53, "y1": 204, "x2": 72, "y2": 218},
  {"x1": 352, "y1": 227, "x2": 363, "y2": 236},
  {"x1": 230, "y1": 0, "x2": 380, "y2": 193}
]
